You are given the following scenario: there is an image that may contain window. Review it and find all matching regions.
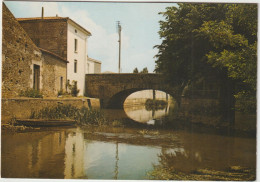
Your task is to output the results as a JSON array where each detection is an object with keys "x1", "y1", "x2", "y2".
[
  {"x1": 74, "y1": 60, "x2": 77, "y2": 73},
  {"x1": 74, "y1": 39, "x2": 78, "y2": 52},
  {"x1": 75, "y1": 29, "x2": 77, "y2": 33},
  {"x1": 60, "y1": 77, "x2": 63, "y2": 91}
]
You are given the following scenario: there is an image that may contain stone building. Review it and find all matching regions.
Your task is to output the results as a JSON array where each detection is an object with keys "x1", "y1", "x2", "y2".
[
  {"x1": 40, "y1": 48, "x2": 68, "y2": 96},
  {"x1": 2, "y1": 4, "x2": 68, "y2": 97},
  {"x1": 17, "y1": 14, "x2": 95, "y2": 96},
  {"x1": 86, "y1": 57, "x2": 101, "y2": 74}
]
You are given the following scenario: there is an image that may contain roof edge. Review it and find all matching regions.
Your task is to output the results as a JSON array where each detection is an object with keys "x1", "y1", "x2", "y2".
[
  {"x1": 39, "y1": 48, "x2": 69, "y2": 63},
  {"x1": 68, "y1": 19, "x2": 91, "y2": 36},
  {"x1": 88, "y1": 57, "x2": 101, "y2": 64},
  {"x1": 17, "y1": 16, "x2": 91, "y2": 36}
]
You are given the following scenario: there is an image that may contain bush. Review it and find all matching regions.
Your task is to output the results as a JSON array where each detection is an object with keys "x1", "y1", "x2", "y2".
[
  {"x1": 19, "y1": 88, "x2": 43, "y2": 98},
  {"x1": 67, "y1": 80, "x2": 80, "y2": 97},
  {"x1": 30, "y1": 104, "x2": 108, "y2": 126}
]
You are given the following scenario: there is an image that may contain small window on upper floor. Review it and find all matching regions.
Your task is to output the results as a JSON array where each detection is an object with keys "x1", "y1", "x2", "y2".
[
  {"x1": 75, "y1": 29, "x2": 77, "y2": 33},
  {"x1": 74, "y1": 60, "x2": 77, "y2": 73},
  {"x1": 74, "y1": 39, "x2": 78, "y2": 53}
]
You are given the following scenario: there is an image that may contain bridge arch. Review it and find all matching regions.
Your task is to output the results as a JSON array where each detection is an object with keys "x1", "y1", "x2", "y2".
[
  {"x1": 103, "y1": 89, "x2": 174, "y2": 109},
  {"x1": 85, "y1": 74, "x2": 180, "y2": 109}
]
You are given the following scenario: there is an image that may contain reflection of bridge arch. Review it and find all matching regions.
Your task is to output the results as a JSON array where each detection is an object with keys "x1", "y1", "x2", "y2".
[{"x1": 85, "y1": 74, "x2": 180, "y2": 109}]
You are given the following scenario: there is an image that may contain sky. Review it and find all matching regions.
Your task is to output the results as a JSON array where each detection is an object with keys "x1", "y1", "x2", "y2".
[{"x1": 5, "y1": 1, "x2": 176, "y2": 73}]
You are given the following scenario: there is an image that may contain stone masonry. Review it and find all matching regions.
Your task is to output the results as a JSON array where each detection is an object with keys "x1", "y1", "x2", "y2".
[
  {"x1": 2, "y1": 4, "x2": 68, "y2": 97},
  {"x1": 2, "y1": 3, "x2": 43, "y2": 98},
  {"x1": 85, "y1": 73, "x2": 179, "y2": 108},
  {"x1": 41, "y1": 48, "x2": 68, "y2": 97},
  {"x1": 18, "y1": 17, "x2": 68, "y2": 59},
  {"x1": 1, "y1": 98, "x2": 100, "y2": 124}
]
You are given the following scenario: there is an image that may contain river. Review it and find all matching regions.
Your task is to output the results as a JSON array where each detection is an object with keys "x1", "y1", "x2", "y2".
[{"x1": 1, "y1": 100, "x2": 256, "y2": 180}]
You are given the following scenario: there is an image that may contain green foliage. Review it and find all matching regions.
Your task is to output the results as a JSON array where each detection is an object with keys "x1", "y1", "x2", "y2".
[
  {"x1": 19, "y1": 88, "x2": 43, "y2": 98},
  {"x1": 30, "y1": 104, "x2": 108, "y2": 126},
  {"x1": 133, "y1": 67, "x2": 149, "y2": 73},
  {"x1": 133, "y1": 67, "x2": 139, "y2": 73},
  {"x1": 30, "y1": 104, "x2": 78, "y2": 120},
  {"x1": 155, "y1": 3, "x2": 257, "y2": 112},
  {"x1": 75, "y1": 106, "x2": 108, "y2": 126},
  {"x1": 235, "y1": 91, "x2": 256, "y2": 113},
  {"x1": 67, "y1": 80, "x2": 80, "y2": 97},
  {"x1": 148, "y1": 152, "x2": 255, "y2": 180},
  {"x1": 140, "y1": 67, "x2": 149, "y2": 73},
  {"x1": 145, "y1": 99, "x2": 167, "y2": 111}
]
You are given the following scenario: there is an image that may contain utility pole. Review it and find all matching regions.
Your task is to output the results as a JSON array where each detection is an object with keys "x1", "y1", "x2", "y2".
[{"x1": 117, "y1": 21, "x2": 122, "y2": 73}]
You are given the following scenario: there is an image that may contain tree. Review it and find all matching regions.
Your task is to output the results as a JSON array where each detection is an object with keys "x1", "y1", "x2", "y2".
[
  {"x1": 133, "y1": 67, "x2": 139, "y2": 73},
  {"x1": 155, "y1": 3, "x2": 257, "y2": 112},
  {"x1": 140, "y1": 67, "x2": 149, "y2": 73}
]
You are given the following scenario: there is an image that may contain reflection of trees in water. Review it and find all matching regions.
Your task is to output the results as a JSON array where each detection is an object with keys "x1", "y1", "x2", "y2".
[
  {"x1": 145, "y1": 99, "x2": 168, "y2": 111},
  {"x1": 149, "y1": 149, "x2": 255, "y2": 181},
  {"x1": 159, "y1": 148, "x2": 202, "y2": 173}
]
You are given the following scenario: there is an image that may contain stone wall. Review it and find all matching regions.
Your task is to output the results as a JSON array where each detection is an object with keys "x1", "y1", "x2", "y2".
[
  {"x1": 85, "y1": 74, "x2": 173, "y2": 99},
  {"x1": 41, "y1": 52, "x2": 67, "y2": 97},
  {"x1": 2, "y1": 4, "x2": 43, "y2": 98},
  {"x1": 1, "y1": 98, "x2": 100, "y2": 124},
  {"x1": 18, "y1": 18, "x2": 68, "y2": 59},
  {"x1": 85, "y1": 74, "x2": 180, "y2": 108}
]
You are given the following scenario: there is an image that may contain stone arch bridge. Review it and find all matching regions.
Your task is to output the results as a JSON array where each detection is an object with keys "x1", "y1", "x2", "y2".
[{"x1": 85, "y1": 74, "x2": 179, "y2": 109}]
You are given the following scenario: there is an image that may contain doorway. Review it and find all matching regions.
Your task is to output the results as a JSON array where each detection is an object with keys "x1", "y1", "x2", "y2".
[{"x1": 33, "y1": 64, "x2": 40, "y2": 90}]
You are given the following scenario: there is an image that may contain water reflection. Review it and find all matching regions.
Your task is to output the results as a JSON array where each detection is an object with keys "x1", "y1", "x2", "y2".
[
  {"x1": 64, "y1": 128, "x2": 85, "y2": 178},
  {"x1": 64, "y1": 128, "x2": 161, "y2": 179},
  {"x1": 123, "y1": 100, "x2": 172, "y2": 124},
  {"x1": 1, "y1": 130, "x2": 67, "y2": 178},
  {"x1": 2, "y1": 126, "x2": 256, "y2": 179}
]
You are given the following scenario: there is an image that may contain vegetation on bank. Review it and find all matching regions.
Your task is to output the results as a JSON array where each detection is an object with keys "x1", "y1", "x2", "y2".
[
  {"x1": 19, "y1": 88, "x2": 43, "y2": 98},
  {"x1": 148, "y1": 152, "x2": 255, "y2": 180},
  {"x1": 145, "y1": 99, "x2": 167, "y2": 110},
  {"x1": 148, "y1": 165, "x2": 255, "y2": 181},
  {"x1": 30, "y1": 104, "x2": 108, "y2": 126},
  {"x1": 57, "y1": 80, "x2": 80, "y2": 97}
]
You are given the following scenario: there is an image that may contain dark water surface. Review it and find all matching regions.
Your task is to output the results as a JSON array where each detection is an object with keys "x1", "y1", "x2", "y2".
[{"x1": 1, "y1": 102, "x2": 256, "y2": 179}]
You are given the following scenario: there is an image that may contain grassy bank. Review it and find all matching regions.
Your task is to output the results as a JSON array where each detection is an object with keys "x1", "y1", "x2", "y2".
[
  {"x1": 148, "y1": 152, "x2": 255, "y2": 180},
  {"x1": 148, "y1": 165, "x2": 255, "y2": 181},
  {"x1": 30, "y1": 104, "x2": 108, "y2": 126}
]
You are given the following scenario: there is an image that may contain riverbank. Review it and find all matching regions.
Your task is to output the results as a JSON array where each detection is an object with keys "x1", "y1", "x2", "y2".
[
  {"x1": 2, "y1": 97, "x2": 256, "y2": 137},
  {"x1": 1, "y1": 97, "x2": 100, "y2": 124}
]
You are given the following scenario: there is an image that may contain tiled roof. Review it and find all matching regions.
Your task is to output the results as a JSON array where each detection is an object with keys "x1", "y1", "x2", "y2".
[
  {"x1": 39, "y1": 48, "x2": 69, "y2": 63},
  {"x1": 17, "y1": 17, "x2": 91, "y2": 35}
]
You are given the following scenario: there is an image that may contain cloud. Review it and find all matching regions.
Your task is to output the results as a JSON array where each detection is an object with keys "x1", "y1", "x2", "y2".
[
  {"x1": 122, "y1": 48, "x2": 158, "y2": 73},
  {"x1": 58, "y1": 5, "x2": 130, "y2": 73}
]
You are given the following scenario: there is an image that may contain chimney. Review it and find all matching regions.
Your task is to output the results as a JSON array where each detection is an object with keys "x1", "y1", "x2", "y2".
[{"x1": 41, "y1": 7, "x2": 44, "y2": 19}]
